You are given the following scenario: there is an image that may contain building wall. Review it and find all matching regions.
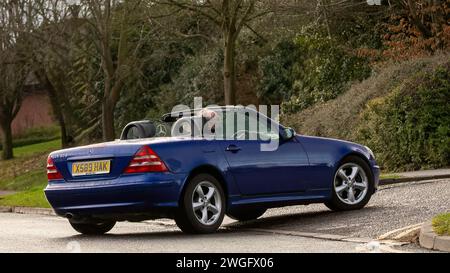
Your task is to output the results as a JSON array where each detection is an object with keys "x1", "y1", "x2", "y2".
[{"x1": 11, "y1": 91, "x2": 55, "y2": 136}]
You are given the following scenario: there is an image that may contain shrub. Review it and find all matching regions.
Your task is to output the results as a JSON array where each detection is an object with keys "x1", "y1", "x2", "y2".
[
  {"x1": 282, "y1": 33, "x2": 372, "y2": 113},
  {"x1": 153, "y1": 48, "x2": 224, "y2": 114},
  {"x1": 283, "y1": 55, "x2": 448, "y2": 135},
  {"x1": 258, "y1": 32, "x2": 372, "y2": 110},
  {"x1": 357, "y1": 62, "x2": 450, "y2": 171},
  {"x1": 257, "y1": 40, "x2": 301, "y2": 105}
]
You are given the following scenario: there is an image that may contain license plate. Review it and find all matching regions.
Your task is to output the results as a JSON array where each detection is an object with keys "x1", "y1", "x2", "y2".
[{"x1": 72, "y1": 160, "x2": 111, "y2": 177}]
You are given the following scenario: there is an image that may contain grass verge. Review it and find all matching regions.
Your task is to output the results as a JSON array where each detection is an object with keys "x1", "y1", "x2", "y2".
[
  {"x1": 0, "y1": 139, "x2": 60, "y2": 182},
  {"x1": 432, "y1": 213, "x2": 450, "y2": 236},
  {"x1": 0, "y1": 125, "x2": 60, "y2": 150},
  {"x1": 379, "y1": 173, "x2": 403, "y2": 180},
  {"x1": 0, "y1": 186, "x2": 50, "y2": 208},
  {"x1": 0, "y1": 170, "x2": 46, "y2": 191},
  {"x1": 0, "y1": 171, "x2": 49, "y2": 208},
  {"x1": 13, "y1": 139, "x2": 60, "y2": 158},
  {"x1": 0, "y1": 138, "x2": 59, "y2": 208}
]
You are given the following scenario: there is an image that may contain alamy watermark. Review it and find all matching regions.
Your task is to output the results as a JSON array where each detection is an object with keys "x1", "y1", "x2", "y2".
[{"x1": 167, "y1": 97, "x2": 286, "y2": 151}]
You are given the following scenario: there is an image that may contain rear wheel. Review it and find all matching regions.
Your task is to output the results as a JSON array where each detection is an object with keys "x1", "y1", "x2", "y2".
[
  {"x1": 325, "y1": 156, "x2": 374, "y2": 211},
  {"x1": 69, "y1": 220, "x2": 116, "y2": 235},
  {"x1": 175, "y1": 174, "x2": 225, "y2": 234},
  {"x1": 227, "y1": 208, "x2": 267, "y2": 221}
]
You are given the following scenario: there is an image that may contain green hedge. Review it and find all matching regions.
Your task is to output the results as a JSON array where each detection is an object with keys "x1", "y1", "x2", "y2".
[
  {"x1": 0, "y1": 126, "x2": 60, "y2": 151},
  {"x1": 258, "y1": 33, "x2": 371, "y2": 110},
  {"x1": 357, "y1": 62, "x2": 450, "y2": 171}
]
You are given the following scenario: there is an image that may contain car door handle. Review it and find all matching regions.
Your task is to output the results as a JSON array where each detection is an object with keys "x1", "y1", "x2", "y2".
[{"x1": 226, "y1": 145, "x2": 241, "y2": 153}]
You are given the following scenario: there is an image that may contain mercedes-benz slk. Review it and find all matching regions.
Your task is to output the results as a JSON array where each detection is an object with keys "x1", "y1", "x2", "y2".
[{"x1": 45, "y1": 106, "x2": 380, "y2": 235}]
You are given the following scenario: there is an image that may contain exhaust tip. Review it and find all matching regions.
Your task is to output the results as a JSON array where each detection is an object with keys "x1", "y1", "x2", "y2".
[{"x1": 65, "y1": 213, "x2": 74, "y2": 219}]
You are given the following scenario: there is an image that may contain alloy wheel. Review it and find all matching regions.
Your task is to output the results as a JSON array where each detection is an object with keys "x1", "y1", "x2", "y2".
[
  {"x1": 192, "y1": 181, "x2": 222, "y2": 225},
  {"x1": 334, "y1": 163, "x2": 369, "y2": 205}
]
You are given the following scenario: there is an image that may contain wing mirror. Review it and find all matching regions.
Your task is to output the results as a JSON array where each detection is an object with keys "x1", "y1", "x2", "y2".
[{"x1": 280, "y1": 127, "x2": 296, "y2": 141}]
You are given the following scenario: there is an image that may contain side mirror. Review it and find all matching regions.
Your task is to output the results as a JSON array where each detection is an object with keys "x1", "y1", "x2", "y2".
[
  {"x1": 120, "y1": 120, "x2": 156, "y2": 140},
  {"x1": 280, "y1": 127, "x2": 296, "y2": 141}
]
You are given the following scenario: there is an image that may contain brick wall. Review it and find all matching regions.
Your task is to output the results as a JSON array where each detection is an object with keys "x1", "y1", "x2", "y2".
[{"x1": 11, "y1": 91, "x2": 55, "y2": 136}]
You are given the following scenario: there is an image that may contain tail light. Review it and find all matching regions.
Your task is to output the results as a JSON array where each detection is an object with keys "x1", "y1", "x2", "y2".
[
  {"x1": 124, "y1": 146, "x2": 168, "y2": 173},
  {"x1": 47, "y1": 156, "x2": 63, "y2": 180}
]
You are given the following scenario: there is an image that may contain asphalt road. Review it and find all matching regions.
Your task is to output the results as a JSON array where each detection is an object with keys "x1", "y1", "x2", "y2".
[
  {"x1": 0, "y1": 213, "x2": 366, "y2": 253},
  {"x1": 0, "y1": 179, "x2": 448, "y2": 253},
  {"x1": 232, "y1": 178, "x2": 450, "y2": 238}
]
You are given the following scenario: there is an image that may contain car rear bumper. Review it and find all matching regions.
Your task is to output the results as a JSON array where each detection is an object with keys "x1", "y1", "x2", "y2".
[{"x1": 44, "y1": 173, "x2": 186, "y2": 220}]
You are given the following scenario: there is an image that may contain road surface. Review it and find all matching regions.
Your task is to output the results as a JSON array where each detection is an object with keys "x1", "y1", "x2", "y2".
[{"x1": 0, "y1": 179, "x2": 448, "y2": 253}]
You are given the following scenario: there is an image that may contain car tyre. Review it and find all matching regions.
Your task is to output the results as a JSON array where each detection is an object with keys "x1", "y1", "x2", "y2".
[
  {"x1": 69, "y1": 220, "x2": 116, "y2": 235},
  {"x1": 325, "y1": 155, "x2": 374, "y2": 211},
  {"x1": 227, "y1": 208, "x2": 267, "y2": 221},
  {"x1": 175, "y1": 173, "x2": 225, "y2": 234}
]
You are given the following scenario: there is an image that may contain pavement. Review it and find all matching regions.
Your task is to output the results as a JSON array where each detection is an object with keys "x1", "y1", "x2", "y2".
[
  {"x1": 0, "y1": 178, "x2": 448, "y2": 253},
  {"x1": 395, "y1": 168, "x2": 450, "y2": 178},
  {"x1": 0, "y1": 190, "x2": 16, "y2": 197},
  {"x1": 419, "y1": 221, "x2": 450, "y2": 252},
  {"x1": 380, "y1": 168, "x2": 450, "y2": 185}
]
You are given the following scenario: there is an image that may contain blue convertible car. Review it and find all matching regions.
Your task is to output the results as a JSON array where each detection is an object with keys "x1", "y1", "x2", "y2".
[{"x1": 45, "y1": 106, "x2": 380, "y2": 234}]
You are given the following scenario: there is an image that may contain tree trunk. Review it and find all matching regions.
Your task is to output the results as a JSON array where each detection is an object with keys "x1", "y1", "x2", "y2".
[
  {"x1": 45, "y1": 79, "x2": 70, "y2": 148},
  {"x1": 223, "y1": 33, "x2": 237, "y2": 105},
  {"x1": 102, "y1": 98, "x2": 116, "y2": 141},
  {"x1": 35, "y1": 70, "x2": 73, "y2": 148},
  {"x1": 49, "y1": 74, "x2": 76, "y2": 147},
  {"x1": 0, "y1": 118, "x2": 13, "y2": 160}
]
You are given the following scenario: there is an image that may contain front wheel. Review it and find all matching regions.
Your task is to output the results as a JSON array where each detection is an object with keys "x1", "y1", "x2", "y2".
[
  {"x1": 325, "y1": 156, "x2": 374, "y2": 211},
  {"x1": 69, "y1": 220, "x2": 116, "y2": 235},
  {"x1": 175, "y1": 174, "x2": 225, "y2": 234}
]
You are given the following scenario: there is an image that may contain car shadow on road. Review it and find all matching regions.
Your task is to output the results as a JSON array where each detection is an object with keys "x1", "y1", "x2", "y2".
[
  {"x1": 51, "y1": 205, "x2": 387, "y2": 242},
  {"x1": 51, "y1": 228, "x2": 245, "y2": 244},
  {"x1": 224, "y1": 205, "x2": 391, "y2": 238}
]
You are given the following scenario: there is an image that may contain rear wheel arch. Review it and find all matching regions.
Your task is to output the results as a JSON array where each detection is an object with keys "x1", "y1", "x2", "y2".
[
  {"x1": 181, "y1": 165, "x2": 228, "y2": 205},
  {"x1": 176, "y1": 168, "x2": 227, "y2": 233}
]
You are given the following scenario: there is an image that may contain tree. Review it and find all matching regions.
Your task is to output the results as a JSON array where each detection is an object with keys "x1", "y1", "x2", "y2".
[
  {"x1": 0, "y1": 57, "x2": 29, "y2": 160},
  {"x1": 80, "y1": 0, "x2": 155, "y2": 141},
  {"x1": 382, "y1": 0, "x2": 450, "y2": 60},
  {"x1": 28, "y1": 0, "x2": 79, "y2": 148},
  {"x1": 156, "y1": 0, "x2": 279, "y2": 105},
  {"x1": 1, "y1": 0, "x2": 88, "y2": 148},
  {"x1": 0, "y1": 0, "x2": 31, "y2": 159}
]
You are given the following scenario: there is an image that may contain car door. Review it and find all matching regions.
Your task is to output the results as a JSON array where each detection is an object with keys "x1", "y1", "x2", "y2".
[{"x1": 215, "y1": 108, "x2": 310, "y2": 196}]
